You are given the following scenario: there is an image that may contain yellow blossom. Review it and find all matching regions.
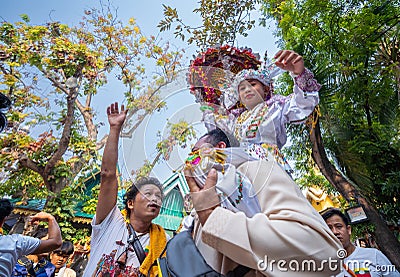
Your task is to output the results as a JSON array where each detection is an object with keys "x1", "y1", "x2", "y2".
[{"x1": 139, "y1": 36, "x2": 147, "y2": 43}]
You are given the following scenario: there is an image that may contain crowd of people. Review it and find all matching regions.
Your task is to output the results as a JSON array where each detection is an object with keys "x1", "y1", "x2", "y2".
[
  {"x1": 1, "y1": 49, "x2": 399, "y2": 277},
  {"x1": 0, "y1": 199, "x2": 77, "y2": 276}
]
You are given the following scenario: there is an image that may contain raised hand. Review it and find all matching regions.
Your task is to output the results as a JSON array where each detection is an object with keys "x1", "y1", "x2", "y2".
[
  {"x1": 107, "y1": 102, "x2": 128, "y2": 128},
  {"x1": 29, "y1": 211, "x2": 55, "y2": 224},
  {"x1": 274, "y1": 50, "x2": 305, "y2": 75}
]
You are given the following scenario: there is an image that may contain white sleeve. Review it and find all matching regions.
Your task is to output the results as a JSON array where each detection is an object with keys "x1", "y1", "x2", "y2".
[
  {"x1": 374, "y1": 250, "x2": 400, "y2": 276},
  {"x1": 283, "y1": 68, "x2": 320, "y2": 124},
  {"x1": 91, "y1": 205, "x2": 124, "y2": 245}
]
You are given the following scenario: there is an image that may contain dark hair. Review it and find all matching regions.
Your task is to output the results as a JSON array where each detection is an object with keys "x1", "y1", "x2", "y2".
[
  {"x1": 200, "y1": 128, "x2": 239, "y2": 148},
  {"x1": 123, "y1": 177, "x2": 164, "y2": 218},
  {"x1": 0, "y1": 93, "x2": 11, "y2": 133},
  {"x1": 0, "y1": 198, "x2": 13, "y2": 222},
  {"x1": 52, "y1": 241, "x2": 74, "y2": 256},
  {"x1": 321, "y1": 208, "x2": 350, "y2": 226},
  {"x1": 31, "y1": 227, "x2": 49, "y2": 239}
]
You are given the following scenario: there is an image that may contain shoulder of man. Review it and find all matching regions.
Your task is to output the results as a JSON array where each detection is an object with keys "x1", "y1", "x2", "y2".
[{"x1": 351, "y1": 246, "x2": 392, "y2": 263}]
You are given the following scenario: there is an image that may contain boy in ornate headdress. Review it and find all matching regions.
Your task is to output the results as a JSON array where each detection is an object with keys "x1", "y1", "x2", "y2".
[
  {"x1": 202, "y1": 49, "x2": 320, "y2": 173},
  {"x1": 182, "y1": 47, "x2": 342, "y2": 276}
]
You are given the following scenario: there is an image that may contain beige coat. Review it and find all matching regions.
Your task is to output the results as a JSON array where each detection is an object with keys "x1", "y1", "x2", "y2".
[
  {"x1": 192, "y1": 160, "x2": 343, "y2": 276},
  {"x1": 57, "y1": 267, "x2": 76, "y2": 277}
]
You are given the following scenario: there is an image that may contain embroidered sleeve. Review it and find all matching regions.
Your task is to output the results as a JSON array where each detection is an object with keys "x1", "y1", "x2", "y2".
[{"x1": 294, "y1": 68, "x2": 321, "y2": 92}]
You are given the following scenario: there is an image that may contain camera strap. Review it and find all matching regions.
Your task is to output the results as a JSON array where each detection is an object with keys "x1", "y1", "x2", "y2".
[{"x1": 127, "y1": 223, "x2": 147, "y2": 265}]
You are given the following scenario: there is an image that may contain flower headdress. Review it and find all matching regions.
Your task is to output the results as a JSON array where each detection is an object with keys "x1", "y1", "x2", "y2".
[{"x1": 187, "y1": 45, "x2": 261, "y2": 111}]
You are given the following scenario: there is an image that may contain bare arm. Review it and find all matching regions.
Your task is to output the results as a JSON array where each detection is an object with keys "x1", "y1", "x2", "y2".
[
  {"x1": 95, "y1": 102, "x2": 127, "y2": 224},
  {"x1": 30, "y1": 212, "x2": 62, "y2": 254}
]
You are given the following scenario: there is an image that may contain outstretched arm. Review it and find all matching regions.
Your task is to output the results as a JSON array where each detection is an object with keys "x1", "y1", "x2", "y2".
[
  {"x1": 95, "y1": 102, "x2": 127, "y2": 224},
  {"x1": 31, "y1": 212, "x2": 62, "y2": 254},
  {"x1": 274, "y1": 50, "x2": 321, "y2": 124}
]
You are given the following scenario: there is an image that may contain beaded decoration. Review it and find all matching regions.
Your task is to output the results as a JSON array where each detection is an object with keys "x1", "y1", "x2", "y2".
[
  {"x1": 185, "y1": 147, "x2": 227, "y2": 174},
  {"x1": 234, "y1": 103, "x2": 269, "y2": 140},
  {"x1": 235, "y1": 172, "x2": 244, "y2": 205},
  {"x1": 188, "y1": 45, "x2": 261, "y2": 109}
]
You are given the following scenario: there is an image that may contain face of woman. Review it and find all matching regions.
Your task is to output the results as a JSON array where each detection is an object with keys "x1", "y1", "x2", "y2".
[{"x1": 238, "y1": 79, "x2": 267, "y2": 110}]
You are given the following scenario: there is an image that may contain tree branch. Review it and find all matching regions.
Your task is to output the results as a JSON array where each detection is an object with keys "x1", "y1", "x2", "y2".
[
  {"x1": 39, "y1": 69, "x2": 69, "y2": 95},
  {"x1": 18, "y1": 154, "x2": 43, "y2": 175},
  {"x1": 308, "y1": 118, "x2": 356, "y2": 201},
  {"x1": 96, "y1": 134, "x2": 109, "y2": 150},
  {"x1": 121, "y1": 110, "x2": 150, "y2": 138},
  {"x1": 75, "y1": 96, "x2": 98, "y2": 140},
  {"x1": 308, "y1": 118, "x2": 400, "y2": 269},
  {"x1": 42, "y1": 87, "x2": 78, "y2": 192}
]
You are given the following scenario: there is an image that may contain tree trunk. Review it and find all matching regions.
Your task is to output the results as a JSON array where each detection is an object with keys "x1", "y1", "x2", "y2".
[{"x1": 309, "y1": 118, "x2": 400, "y2": 269}]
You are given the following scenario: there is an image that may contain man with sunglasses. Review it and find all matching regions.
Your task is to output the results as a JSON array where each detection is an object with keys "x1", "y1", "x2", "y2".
[{"x1": 83, "y1": 102, "x2": 168, "y2": 277}]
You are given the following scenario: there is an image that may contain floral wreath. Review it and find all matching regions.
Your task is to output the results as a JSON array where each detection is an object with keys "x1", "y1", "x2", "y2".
[{"x1": 187, "y1": 45, "x2": 261, "y2": 112}]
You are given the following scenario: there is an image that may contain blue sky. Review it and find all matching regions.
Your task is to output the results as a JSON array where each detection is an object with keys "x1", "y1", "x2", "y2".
[
  {"x1": 1, "y1": 0, "x2": 280, "y2": 182},
  {"x1": 1, "y1": 0, "x2": 279, "y2": 61}
]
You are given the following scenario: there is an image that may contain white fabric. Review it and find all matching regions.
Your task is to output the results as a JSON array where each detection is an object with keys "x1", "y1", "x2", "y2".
[
  {"x1": 193, "y1": 160, "x2": 343, "y2": 276},
  {"x1": 190, "y1": 147, "x2": 261, "y2": 217},
  {"x1": 337, "y1": 246, "x2": 400, "y2": 277},
  {"x1": 0, "y1": 234, "x2": 40, "y2": 276},
  {"x1": 235, "y1": 85, "x2": 318, "y2": 149},
  {"x1": 82, "y1": 205, "x2": 150, "y2": 277},
  {"x1": 56, "y1": 266, "x2": 76, "y2": 277},
  {"x1": 216, "y1": 165, "x2": 261, "y2": 217}
]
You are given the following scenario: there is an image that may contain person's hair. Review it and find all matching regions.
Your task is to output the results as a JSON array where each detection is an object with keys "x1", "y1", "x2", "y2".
[
  {"x1": 31, "y1": 227, "x2": 49, "y2": 239},
  {"x1": 321, "y1": 208, "x2": 350, "y2": 226},
  {"x1": 0, "y1": 198, "x2": 13, "y2": 222},
  {"x1": 200, "y1": 128, "x2": 239, "y2": 148},
  {"x1": 123, "y1": 177, "x2": 164, "y2": 218},
  {"x1": 52, "y1": 241, "x2": 74, "y2": 256}
]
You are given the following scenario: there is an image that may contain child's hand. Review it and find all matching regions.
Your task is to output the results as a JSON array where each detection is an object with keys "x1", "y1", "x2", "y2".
[{"x1": 274, "y1": 50, "x2": 305, "y2": 75}]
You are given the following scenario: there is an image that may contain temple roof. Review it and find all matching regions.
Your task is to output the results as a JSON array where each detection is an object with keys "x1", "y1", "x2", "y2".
[{"x1": 9, "y1": 170, "x2": 189, "y2": 232}]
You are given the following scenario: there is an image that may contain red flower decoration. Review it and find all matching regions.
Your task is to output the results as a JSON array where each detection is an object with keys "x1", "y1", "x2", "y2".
[{"x1": 188, "y1": 45, "x2": 261, "y2": 107}]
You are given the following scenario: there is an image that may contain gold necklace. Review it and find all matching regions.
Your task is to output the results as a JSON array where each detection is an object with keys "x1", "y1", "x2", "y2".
[{"x1": 235, "y1": 103, "x2": 269, "y2": 140}]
